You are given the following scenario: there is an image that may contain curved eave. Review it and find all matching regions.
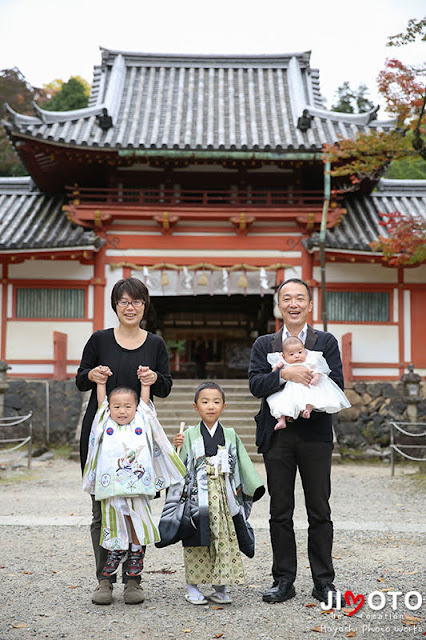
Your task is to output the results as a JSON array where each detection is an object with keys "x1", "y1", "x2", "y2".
[
  {"x1": 4, "y1": 103, "x2": 40, "y2": 126},
  {"x1": 5, "y1": 131, "x2": 326, "y2": 159},
  {"x1": 307, "y1": 105, "x2": 397, "y2": 130},
  {"x1": 0, "y1": 245, "x2": 99, "y2": 254},
  {"x1": 31, "y1": 101, "x2": 105, "y2": 124}
]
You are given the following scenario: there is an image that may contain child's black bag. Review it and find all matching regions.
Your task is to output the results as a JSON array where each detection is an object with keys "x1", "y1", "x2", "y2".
[
  {"x1": 232, "y1": 512, "x2": 255, "y2": 558},
  {"x1": 155, "y1": 474, "x2": 196, "y2": 547}
]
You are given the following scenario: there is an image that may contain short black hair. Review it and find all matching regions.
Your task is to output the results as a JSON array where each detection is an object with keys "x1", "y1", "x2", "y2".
[
  {"x1": 108, "y1": 387, "x2": 139, "y2": 405},
  {"x1": 277, "y1": 278, "x2": 312, "y2": 302},
  {"x1": 194, "y1": 381, "x2": 226, "y2": 403},
  {"x1": 111, "y1": 277, "x2": 150, "y2": 317}
]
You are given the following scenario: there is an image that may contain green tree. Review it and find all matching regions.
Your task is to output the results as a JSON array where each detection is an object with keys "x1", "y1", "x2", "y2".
[
  {"x1": 0, "y1": 67, "x2": 44, "y2": 176},
  {"x1": 331, "y1": 81, "x2": 375, "y2": 114},
  {"x1": 41, "y1": 76, "x2": 89, "y2": 111}
]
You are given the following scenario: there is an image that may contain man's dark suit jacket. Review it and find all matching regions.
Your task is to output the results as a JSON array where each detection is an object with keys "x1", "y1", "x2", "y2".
[{"x1": 248, "y1": 325, "x2": 344, "y2": 454}]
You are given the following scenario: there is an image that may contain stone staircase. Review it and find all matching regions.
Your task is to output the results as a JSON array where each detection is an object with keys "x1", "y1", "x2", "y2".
[{"x1": 155, "y1": 379, "x2": 263, "y2": 463}]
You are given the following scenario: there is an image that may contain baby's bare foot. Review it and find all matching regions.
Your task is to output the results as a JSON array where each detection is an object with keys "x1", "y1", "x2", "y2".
[{"x1": 274, "y1": 417, "x2": 287, "y2": 430}]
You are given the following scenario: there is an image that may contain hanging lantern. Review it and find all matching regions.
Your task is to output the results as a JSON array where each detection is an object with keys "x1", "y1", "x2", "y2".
[
  {"x1": 237, "y1": 271, "x2": 248, "y2": 289},
  {"x1": 161, "y1": 270, "x2": 169, "y2": 286},
  {"x1": 198, "y1": 270, "x2": 209, "y2": 286}
]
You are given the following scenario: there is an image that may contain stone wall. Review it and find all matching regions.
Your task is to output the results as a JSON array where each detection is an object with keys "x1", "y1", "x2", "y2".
[
  {"x1": 1, "y1": 379, "x2": 82, "y2": 445},
  {"x1": 0, "y1": 378, "x2": 424, "y2": 455},
  {"x1": 335, "y1": 381, "x2": 425, "y2": 458}
]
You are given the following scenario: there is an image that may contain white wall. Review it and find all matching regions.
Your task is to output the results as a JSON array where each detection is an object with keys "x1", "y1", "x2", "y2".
[
  {"x1": 6, "y1": 321, "x2": 93, "y2": 360},
  {"x1": 313, "y1": 263, "x2": 398, "y2": 283},
  {"x1": 9, "y1": 261, "x2": 93, "y2": 280},
  {"x1": 319, "y1": 324, "x2": 399, "y2": 363},
  {"x1": 404, "y1": 264, "x2": 426, "y2": 283}
]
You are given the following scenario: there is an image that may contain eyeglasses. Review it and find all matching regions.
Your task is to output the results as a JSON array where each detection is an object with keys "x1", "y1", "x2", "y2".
[{"x1": 117, "y1": 299, "x2": 144, "y2": 308}]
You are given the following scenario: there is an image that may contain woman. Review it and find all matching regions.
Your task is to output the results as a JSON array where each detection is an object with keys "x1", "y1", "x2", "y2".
[{"x1": 76, "y1": 277, "x2": 172, "y2": 606}]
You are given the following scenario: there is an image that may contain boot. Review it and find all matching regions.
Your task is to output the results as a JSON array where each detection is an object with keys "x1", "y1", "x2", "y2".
[
  {"x1": 124, "y1": 578, "x2": 144, "y2": 604},
  {"x1": 91, "y1": 579, "x2": 113, "y2": 605}
]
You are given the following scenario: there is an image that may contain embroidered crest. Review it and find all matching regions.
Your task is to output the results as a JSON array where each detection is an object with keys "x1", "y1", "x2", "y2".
[
  {"x1": 155, "y1": 476, "x2": 165, "y2": 491},
  {"x1": 101, "y1": 473, "x2": 111, "y2": 487}
]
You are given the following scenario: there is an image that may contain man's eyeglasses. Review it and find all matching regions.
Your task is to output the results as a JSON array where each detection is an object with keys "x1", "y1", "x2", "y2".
[{"x1": 117, "y1": 299, "x2": 144, "y2": 308}]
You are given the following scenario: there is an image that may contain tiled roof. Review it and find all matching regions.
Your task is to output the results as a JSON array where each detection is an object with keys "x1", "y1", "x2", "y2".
[
  {"x1": 309, "y1": 179, "x2": 426, "y2": 252},
  {"x1": 0, "y1": 177, "x2": 100, "y2": 251},
  {"x1": 3, "y1": 49, "x2": 396, "y2": 155}
]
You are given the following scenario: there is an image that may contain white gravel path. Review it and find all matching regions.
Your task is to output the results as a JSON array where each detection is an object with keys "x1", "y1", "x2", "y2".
[{"x1": 0, "y1": 453, "x2": 424, "y2": 640}]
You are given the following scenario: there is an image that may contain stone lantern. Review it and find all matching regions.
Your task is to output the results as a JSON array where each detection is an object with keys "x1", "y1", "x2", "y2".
[
  {"x1": 401, "y1": 364, "x2": 422, "y2": 421},
  {"x1": 0, "y1": 360, "x2": 11, "y2": 418}
]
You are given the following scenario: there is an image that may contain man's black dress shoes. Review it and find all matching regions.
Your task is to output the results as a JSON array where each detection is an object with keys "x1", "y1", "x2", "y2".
[
  {"x1": 312, "y1": 582, "x2": 345, "y2": 608},
  {"x1": 262, "y1": 579, "x2": 296, "y2": 603}
]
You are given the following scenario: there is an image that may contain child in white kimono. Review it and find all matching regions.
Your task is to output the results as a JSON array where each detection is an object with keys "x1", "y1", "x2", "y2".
[
  {"x1": 267, "y1": 336, "x2": 350, "y2": 430},
  {"x1": 82, "y1": 365, "x2": 185, "y2": 579}
]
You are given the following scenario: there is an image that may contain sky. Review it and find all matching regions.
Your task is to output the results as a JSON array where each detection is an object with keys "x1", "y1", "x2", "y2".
[{"x1": 0, "y1": 0, "x2": 424, "y2": 114}]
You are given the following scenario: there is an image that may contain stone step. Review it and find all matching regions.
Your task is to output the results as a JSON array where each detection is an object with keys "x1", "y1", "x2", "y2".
[
  {"x1": 155, "y1": 398, "x2": 258, "y2": 407},
  {"x1": 156, "y1": 395, "x2": 259, "y2": 403},
  {"x1": 157, "y1": 413, "x2": 258, "y2": 423},
  {"x1": 155, "y1": 378, "x2": 260, "y2": 461},
  {"x1": 168, "y1": 380, "x2": 252, "y2": 392}
]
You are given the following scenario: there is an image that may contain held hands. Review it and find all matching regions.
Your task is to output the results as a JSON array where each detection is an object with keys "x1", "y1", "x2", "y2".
[
  {"x1": 173, "y1": 432, "x2": 185, "y2": 448},
  {"x1": 137, "y1": 365, "x2": 158, "y2": 386},
  {"x1": 281, "y1": 365, "x2": 313, "y2": 386},
  {"x1": 88, "y1": 365, "x2": 112, "y2": 384}
]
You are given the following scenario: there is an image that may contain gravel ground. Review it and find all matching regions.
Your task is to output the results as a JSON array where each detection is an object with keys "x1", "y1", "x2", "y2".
[{"x1": 0, "y1": 452, "x2": 425, "y2": 640}]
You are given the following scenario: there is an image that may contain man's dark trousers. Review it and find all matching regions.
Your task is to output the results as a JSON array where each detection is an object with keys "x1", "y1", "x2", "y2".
[{"x1": 263, "y1": 424, "x2": 334, "y2": 584}]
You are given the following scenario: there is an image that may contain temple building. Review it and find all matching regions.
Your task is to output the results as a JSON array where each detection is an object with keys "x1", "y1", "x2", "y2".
[{"x1": 1, "y1": 49, "x2": 425, "y2": 380}]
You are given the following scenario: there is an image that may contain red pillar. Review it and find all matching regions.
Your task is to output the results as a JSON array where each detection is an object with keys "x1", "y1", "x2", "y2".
[
  {"x1": 301, "y1": 240, "x2": 313, "y2": 283},
  {"x1": 1, "y1": 264, "x2": 8, "y2": 360},
  {"x1": 53, "y1": 331, "x2": 67, "y2": 380},
  {"x1": 92, "y1": 243, "x2": 107, "y2": 331},
  {"x1": 342, "y1": 332, "x2": 353, "y2": 383}
]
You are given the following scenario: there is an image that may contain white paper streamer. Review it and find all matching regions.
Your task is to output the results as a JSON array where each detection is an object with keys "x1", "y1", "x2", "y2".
[
  {"x1": 222, "y1": 268, "x2": 229, "y2": 295},
  {"x1": 259, "y1": 267, "x2": 268, "y2": 297},
  {"x1": 182, "y1": 266, "x2": 192, "y2": 290},
  {"x1": 142, "y1": 266, "x2": 152, "y2": 289}
]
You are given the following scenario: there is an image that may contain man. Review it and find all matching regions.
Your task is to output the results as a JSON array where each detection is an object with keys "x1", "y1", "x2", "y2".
[{"x1": 248, "y1": 278, "x2": 344, "y2": 606}]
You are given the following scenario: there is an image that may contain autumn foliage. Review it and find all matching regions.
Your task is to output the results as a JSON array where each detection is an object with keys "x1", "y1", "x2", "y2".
[
  {"x1": 378, "y1": 58, "x2": 425, "y2": 124},
  {"x1": 323, "y1": 18, "x2": 426, "y2": 184},
  {"x1": 370, "y1": 211, "x2": 426, "y2": 266}
]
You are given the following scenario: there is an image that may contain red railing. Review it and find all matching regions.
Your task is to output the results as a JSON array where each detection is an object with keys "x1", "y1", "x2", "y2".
[{"x1": 67, "y1": 186, "x2": 331, "y2": 208}]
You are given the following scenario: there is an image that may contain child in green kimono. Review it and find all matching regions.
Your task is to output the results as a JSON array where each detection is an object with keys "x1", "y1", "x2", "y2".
[{"x1": 172, "y1": 381, "x2": 264, "y2": 605}]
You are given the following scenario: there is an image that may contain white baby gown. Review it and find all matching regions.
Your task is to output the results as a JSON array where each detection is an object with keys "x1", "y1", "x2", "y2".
[{"x1": 266, "y1": 350, "x2": 351, "y2": 420}]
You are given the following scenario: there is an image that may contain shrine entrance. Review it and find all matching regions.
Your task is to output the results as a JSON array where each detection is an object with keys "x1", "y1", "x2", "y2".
[{"x1": 147, "y1": 295, "x2": 274, "y2": 378}]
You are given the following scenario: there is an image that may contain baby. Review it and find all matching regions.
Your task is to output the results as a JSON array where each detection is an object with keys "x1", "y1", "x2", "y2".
[{"x1": 267, "y1": 336, "x2": 350, "y2": 430}]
